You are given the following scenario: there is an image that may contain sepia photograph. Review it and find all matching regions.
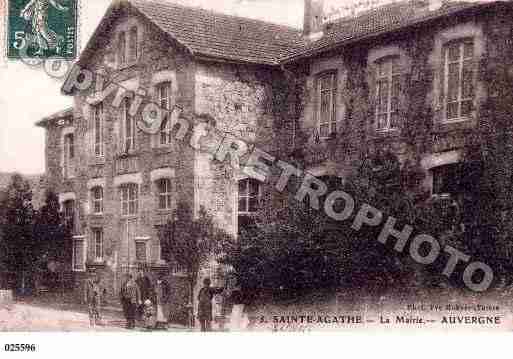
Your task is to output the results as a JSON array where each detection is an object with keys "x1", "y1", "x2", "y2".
[{"x1": 1, "y1": 0, "x2": 513, "y2": 348}]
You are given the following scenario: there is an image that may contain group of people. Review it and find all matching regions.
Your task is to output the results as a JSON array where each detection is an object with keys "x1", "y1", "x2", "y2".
[
  {"x1": 85, "y1": 269, "x2": 248, "y2": 331},
  {"x1": 119, "y1": 269, "x2": 169, "y2": 330}
]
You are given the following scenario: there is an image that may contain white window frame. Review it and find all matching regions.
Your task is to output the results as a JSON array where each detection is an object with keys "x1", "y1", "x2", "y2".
[
  {"x1": 317, "y1": 72, "x2": 338, "y2": 138},
  {"x1": 93, "y1": 103, "x2": 104, "y2": 157},
  {"x1": 120, "y1": 183, "x2": 138, "y2": 217},
  {"x1": 238, "y1": 178, "x2": 262, "y2": 216},
  {"x1": 157, "y1": 178, "x2": 173, "y2": 211},
  {"x1": 156, "y1": 82, "x2": 173, "y2": 146},
  {"x1": 443, "y1": 39, "x2": 474, "y2": 122},
  {"x1": 121, "y1": 98, "x2": 135, "y2": 152},
  {"x1": 92, "y1": 228, "x2": 104, "y2": 262},
  {"x1": 91, "y1": 186, "x2": 103, "y2": 215},
  {"x1": 375, "y1": 56, "x2": 401, "y2": 131},
  {"x1": 72, "y1": 236, "x2": 86, "y2": 272}
]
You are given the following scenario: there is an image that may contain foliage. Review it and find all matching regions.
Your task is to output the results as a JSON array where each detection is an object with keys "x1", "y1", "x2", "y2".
[{"x1": 160, "y1": 202, "x2": 231, "y2": 303}]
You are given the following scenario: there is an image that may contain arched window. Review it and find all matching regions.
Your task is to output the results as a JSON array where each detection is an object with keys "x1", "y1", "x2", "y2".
[
  {"x1": 120, "y1": 183, "x2": 138, "y2": 216},
  {"x1": 118, "y1": 32, "x2": 126, "y2": 66},
  {"x1": 91, "y1": 186, "x2": 103, "y2": 214},
  {"x1": 375, "y1": 56, "x2": 401, "y2": 130},
  {"x1": 129, "y1": 26, "x2": 138, "y2": 62},
  {"x1": 157, "y1": 178, "x2": 173, "y2": 210}
]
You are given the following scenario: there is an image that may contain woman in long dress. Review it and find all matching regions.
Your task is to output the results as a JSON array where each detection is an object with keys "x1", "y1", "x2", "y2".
[
  {"x1": 154, "y1": 276, "x2": 169, "y2": 329},
  {"x1": 20, "y1": 0, "x2": 69, "y2": 55}
]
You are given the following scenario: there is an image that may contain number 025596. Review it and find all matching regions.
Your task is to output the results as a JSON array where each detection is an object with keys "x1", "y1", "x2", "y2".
[{"x1": 4, "y1": 344, "x2": 37, "y2": 352}]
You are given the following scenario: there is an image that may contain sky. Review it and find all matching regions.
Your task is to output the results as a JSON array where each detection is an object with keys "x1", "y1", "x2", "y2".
[{"x1": 0, "y1": 0, "x2": 304, "y2": 175}]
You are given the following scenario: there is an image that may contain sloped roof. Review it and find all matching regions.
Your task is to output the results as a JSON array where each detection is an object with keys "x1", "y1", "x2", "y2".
[
  {"x1": 129, "y1": 0, "x2": 305, "y2": 65},
  {"x1": 283, "y1": 0, "x2": 501, "y2": 62},
  {"x1": 35, "y1": 107, "x2": 74, "y2": 127}
]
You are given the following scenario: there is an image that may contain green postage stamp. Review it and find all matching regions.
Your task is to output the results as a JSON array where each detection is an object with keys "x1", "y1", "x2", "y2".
[{"x1": 7, "y1": 0, "x2": 77, "y2": 59}]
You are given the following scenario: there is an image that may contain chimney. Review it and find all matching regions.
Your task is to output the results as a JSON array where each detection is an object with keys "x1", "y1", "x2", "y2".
[{"x1": 304, "y1": 0, "x2": 325, "y2": 41}]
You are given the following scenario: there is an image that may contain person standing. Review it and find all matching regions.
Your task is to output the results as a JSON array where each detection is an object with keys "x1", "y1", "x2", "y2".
[
  {"x1": 119, "y1": 274, "x2": 130, "y2": 326},
  {"x1": 123, "y1": 274, "x2": 141, "y2": 329},
  {"x1": 86, "y1": 271, "x2": 105, "y2": 327},
  {"x1": 136, "y1": 268, "x2": 153, "y2": 321},
  {"x1": 197, "y1": 278, "x2": 225, "y2": 332},
  {"x1": 154, "y1": 275, "x2": 169, "y2": 329}
]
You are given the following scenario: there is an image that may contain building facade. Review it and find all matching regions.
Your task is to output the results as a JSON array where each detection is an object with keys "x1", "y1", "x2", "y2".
[{"x1": 37, "y1": 0, "x2": 513, "y2": 320}]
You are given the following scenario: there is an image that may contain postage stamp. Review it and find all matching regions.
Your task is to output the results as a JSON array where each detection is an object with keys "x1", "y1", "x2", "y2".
[{"x1": 6, "y1": 0, "x2": 77, "y2": 59}]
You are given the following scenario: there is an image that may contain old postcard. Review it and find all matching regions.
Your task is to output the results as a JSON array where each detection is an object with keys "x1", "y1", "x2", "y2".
[{"x1": 1, "y1": 0, "x2": 513, "y2": 342}]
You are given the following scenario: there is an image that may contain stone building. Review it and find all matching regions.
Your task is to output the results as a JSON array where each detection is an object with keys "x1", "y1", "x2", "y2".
[{"x1": 36, "y1": 0, "x2": 513, "y2": 322}]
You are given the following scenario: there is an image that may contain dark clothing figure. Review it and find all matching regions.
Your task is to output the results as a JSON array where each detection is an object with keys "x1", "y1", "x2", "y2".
[
  {"x1": 136, "y1": 275, "x2": 153, "y2": 320},
  {"x1": 121, "y1": 278, "x2": 141, "y2": 329},
  {"x1": 198, "y1": 285, "x2": 224, "y2": 332}
]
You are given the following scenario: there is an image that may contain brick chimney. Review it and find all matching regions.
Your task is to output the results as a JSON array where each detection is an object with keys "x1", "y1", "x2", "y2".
[{"x1": 304, "y1": 0, "x2": 325, "y2": 41}]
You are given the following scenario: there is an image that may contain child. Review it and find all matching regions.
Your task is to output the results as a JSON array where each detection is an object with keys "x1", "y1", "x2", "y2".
[{"x1": 143, "y1": 299, "x2": 155, "y2": 330}]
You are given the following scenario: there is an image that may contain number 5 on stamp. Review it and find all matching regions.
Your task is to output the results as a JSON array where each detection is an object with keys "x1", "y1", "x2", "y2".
[{"x1": 7, "y1": 0, "x2": 77, "y2": 59}]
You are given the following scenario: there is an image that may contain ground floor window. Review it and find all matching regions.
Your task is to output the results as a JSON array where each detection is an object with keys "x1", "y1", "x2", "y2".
[
  {"x1": 135, "y1": 241, "x2": 147, "y2": 263},
  {"x1": 72, "y1": 237, "x2": 86, "y2": 271}
]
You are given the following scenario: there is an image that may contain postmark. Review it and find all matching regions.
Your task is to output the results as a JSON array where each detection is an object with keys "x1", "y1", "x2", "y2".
[{"x1": 7, "y1": 0, "x2": 77, "y2": 59}]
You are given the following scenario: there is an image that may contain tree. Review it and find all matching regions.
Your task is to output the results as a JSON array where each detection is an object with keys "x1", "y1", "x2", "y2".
[
  {"x1": 160, "y1": 201, "x2": 231, "y2": 325},
  {"x1": 33, "y1": 189, "x2": 73, "y2": 289},
  {"x1": 0, "y1": 174, "x2": 35, "y2": 293}
]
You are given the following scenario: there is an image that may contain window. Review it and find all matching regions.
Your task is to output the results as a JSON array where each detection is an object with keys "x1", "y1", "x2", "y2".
[
  {"x1": 135, "y1": 241, "x2": 147, "y2": 262},
  {"x1": 93, "y1": 103, "x2": 104, "y2": 157},
  {"x1": 63, "y1": 133, "x2": 74, "y2": 177},
  {"x1": 122, "y1": 98, "x2": 135, "y2": 152},
  {"x1": 317, "y1": 72, "x2": 337, "y2": 138},
  {"x1": 171, "y1": 260, "x2": 187, "y2": 276},
  {"x1": 120, "y1": 183, "x2": 138, "y2": 216},
  {"x1": 72, "y1": 237, "x2": 85, "y2": 271},
  {"x1": 129, "y1": 27, "x2": 138, "y2": 63},
  {"x1": 284, "y1": 118, "x2": 298, "y2": 148},
  {"x1": 375, "y1": 56, "x2": 401, "y2": 130},
  {"x1": 118, "y1": 32, "x2": 126, "y2": 66},
  {"x1": 63, "y1": 200, "x2": 75, "y2": 232},
  {"x1": 92, "y1": 228, "x2": 103, "y2": 262},
  {"x1": 443, "y1": 39, "x2": 474, "y2": 120},
  {"x1": 91, "y1": 186, "x2": 103, "y2": 214},
  {"x1": 157, "y1": 82, "x2": 172, "y2": 145},
  {"x1": 157, "y1": 178, "x2": 173, "y2": 210},
  {"x1": 238, "y1": 178, "x2": 261, "y2": 215},
  {"x1": 432, "y1": 164, "x2": 460, "y2": 196}
]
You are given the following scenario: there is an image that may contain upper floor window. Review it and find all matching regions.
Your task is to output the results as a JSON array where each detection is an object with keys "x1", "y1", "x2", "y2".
[
  {"x1": 93, "y1": 103, "x2": 104, "y2": 157},
  {"x1": 72, "y1": 237, "x2": 86, "y2": 271},
  {"x1": 122, "y1": 98, "x2": 135, "y2": 152},
  {"x1": 129, "y1": 27, "x2": 138, "y2": 63},
  {"x1": 118, "y1": 32, "x2": 126, "y2": 66},
  {"x1": 157, "y1": 82, "x2": 173, "y2": 145},
  {"x1": 63, "y1": 199, "x2": 75, "y2": 231},
  {"x1": 443, "y1": 39, "x2": 474, "y2": 121},
  {"x1": 157, "y1": 178, "x2": 173, "y2": 210},
  {"x1": 63, "y1": 133, "x2": 74, "y2": 178},
  {"x1": 375, "y1": 56, "x2": 401, "y2": 130},
  {"x1": 317, "y1": 72, "x2": 338, "y2": 138},
  {"x1": 120, "y1": 183, "x2": 138, "y2": 216},
  {"x1": 91, "y1": 186, "x2": 103, "y2": 214},
  {"x1": 238, "y1": 178, "x2": 261, "y2": 215},
  {"x1": 135, "y1": 240, "x2": 147, "y2": 263},
  {"x1": 92, "y1": 228, "x2": 104, "y2": 262}
]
